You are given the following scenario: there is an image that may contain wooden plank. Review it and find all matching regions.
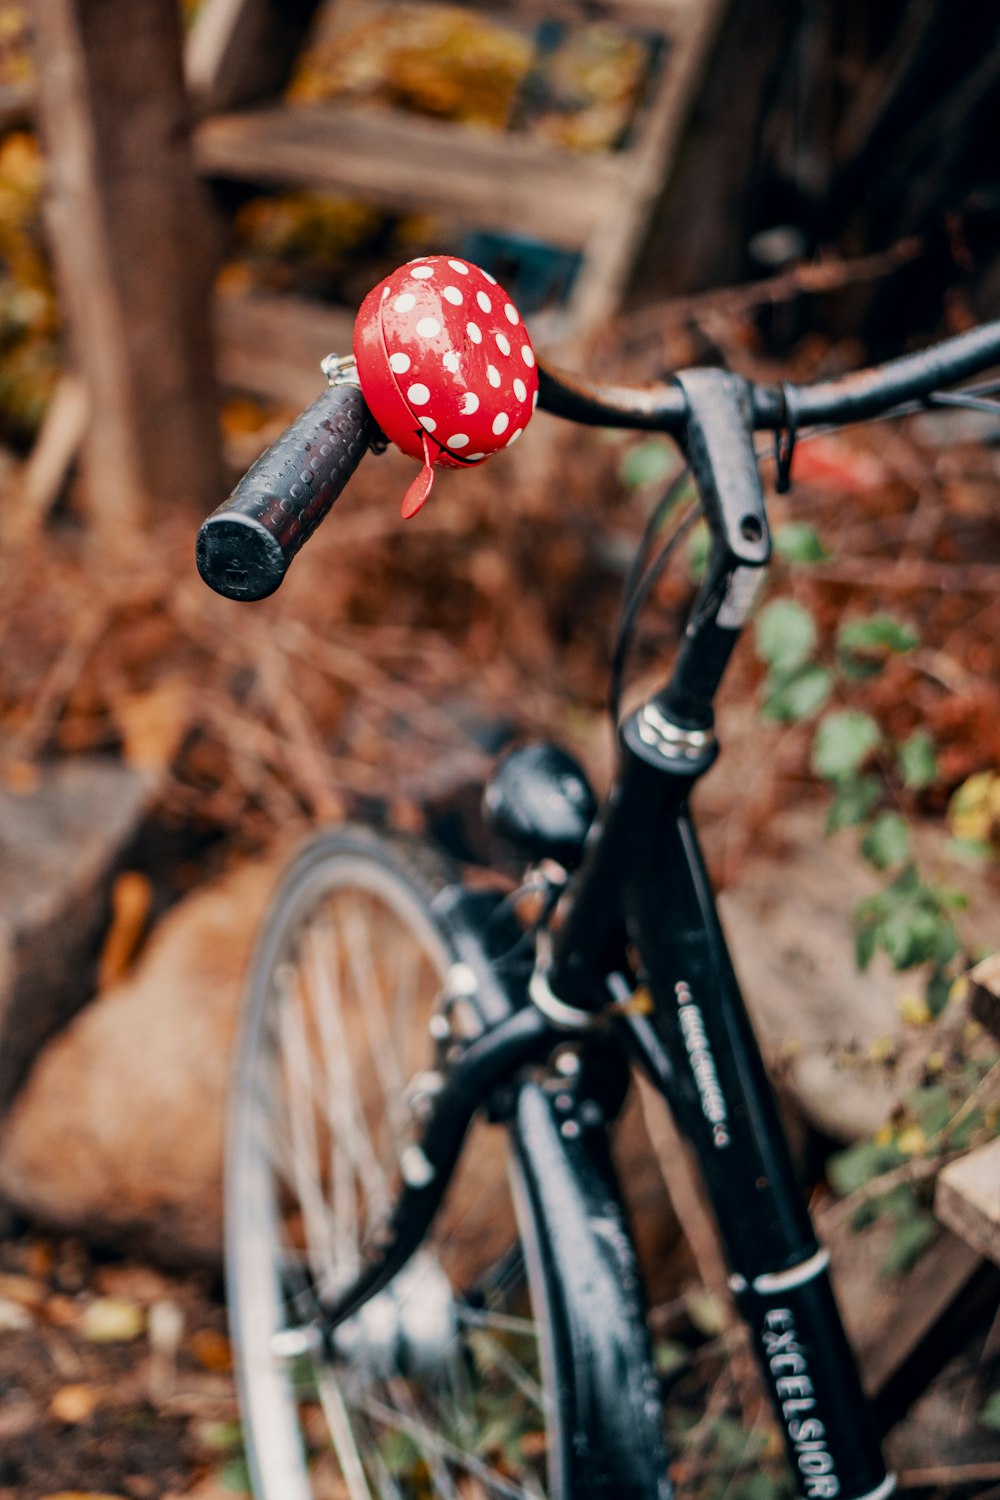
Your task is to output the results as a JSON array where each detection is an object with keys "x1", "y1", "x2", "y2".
[
  {"x1": 936, "y1": 1137, "x2": 1000, "y2": 1267},
  {"x1": 969, "y1": 951, "x2": 1000, "y2": 1041},
  {"x1": 14, "y1": 373, "x2": 88, "y2": 538},
  {"x1": 340, "y1": 0, "x2": 702, "y2": 36},
  {"x1": 566, "y1": 0, "x2": 727, "y2": 334},
  {"x1": 185, "y1": 0, "x2": 322, "y2": 112},
  {"x1": 31, "y1": 0, "x2": 224, "y2": 530},
  {"x1": 817, "y1": 1199, "x2": 981, "y2": 1395},
  {"x1": 194, "y1": 103, "x2": 624, "y2": 250},
  {"x1": 215, "y1": 290, "x2": 354, "y2": 406}
]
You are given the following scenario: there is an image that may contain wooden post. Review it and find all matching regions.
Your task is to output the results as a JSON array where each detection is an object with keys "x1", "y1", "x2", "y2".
[{"x1": 31, "y1": 0, "x2": 224, "y2": 531}]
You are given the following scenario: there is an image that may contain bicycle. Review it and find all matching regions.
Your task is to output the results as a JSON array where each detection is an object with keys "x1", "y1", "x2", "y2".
[{"x1": 196, "y1": 265, "x2": 1000, "y2": 1500}]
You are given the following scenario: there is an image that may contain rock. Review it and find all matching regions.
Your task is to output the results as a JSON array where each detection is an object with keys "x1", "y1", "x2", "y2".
[
  {"x1": 0, "y1": 758, "x2": 150, "y2": 1112},
  {"x1": 0, "y1": 852, "x2": 285, "y2": 1264}
]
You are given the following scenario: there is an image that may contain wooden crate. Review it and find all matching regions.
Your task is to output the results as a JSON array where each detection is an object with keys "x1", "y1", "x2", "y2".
[{"x1": 187, "y1": 0, "x2": 726, "y2": 402}]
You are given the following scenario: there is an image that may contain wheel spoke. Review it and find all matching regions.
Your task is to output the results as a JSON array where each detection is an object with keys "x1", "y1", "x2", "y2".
[
  {"x1": 356, "y1": 1390, "x2": 533, "y2": 1500},
  {"x1": 278, "y1": 974, "x2": 336, "y2": 1292},
  {"x1": 228, "y1": 841, "x2": 556, "y2": 1500}
]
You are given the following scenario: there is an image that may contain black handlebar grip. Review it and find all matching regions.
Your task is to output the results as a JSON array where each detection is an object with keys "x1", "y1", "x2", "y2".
[{"x1": 196, "y1": 381, "x2": 378, "y2": 601}]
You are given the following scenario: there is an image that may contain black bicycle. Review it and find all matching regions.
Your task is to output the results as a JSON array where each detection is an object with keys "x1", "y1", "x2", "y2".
[{"x1": 197, "y1": 301, "x2": 1000, "y2": 1500}]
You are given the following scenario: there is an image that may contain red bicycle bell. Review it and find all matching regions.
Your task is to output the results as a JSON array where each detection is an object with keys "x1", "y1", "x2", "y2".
[{"x1": 353, "y1": 256, "x2": 539, "y2": 517}]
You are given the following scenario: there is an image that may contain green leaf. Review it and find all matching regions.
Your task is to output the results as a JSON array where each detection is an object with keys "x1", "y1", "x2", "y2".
[
  {"x1": 925, "y1": 968, "x2": 952, "y2": 1018},
  {"x1": 947, "y1": 836, "x2": 994, "y2": 862},
  {"x1": 855, "y1": 921, "x2": 878, "y2": 970},
  {"x1": 880, "y1": 1211, "x2": 937, "y2": 1276},
  {"x1": 839, "y1": 613, "x2": 919, "y2": 655},
  {"x1": 897, "y1": 730, "x2": 937, "y2": 790},
  {"x1": 861, "y1": 811, "x2": 911, "y2": 871},
  {"x1": 949, "y1": 1107, "x2": 984, "y2": 1150},
  {"x1": 773, "y1": 521, "x2": 828, "y2": 564},
  {"x1": 880, "y1": 904, "x2": 946, "y2": 970},
  {"x1": 654, "y1": 1338, "x2": 688, "y2": 1377},
  {"x1": 979, "y1": 1390, "x2": 1000, "y2": 1432},
  {"x1": 619, "y1": 437, "x2": 675, "y2": 490},
  {"x1": 827, "y1": 772, "x2": 880, "y2": 831},
  {"x1": 687, "y1": 519, "x2": 710, "y2": 581},
  {"x1": 755, "y1": 599, "x2": 817, "y2": 674},
  {"x1": 878, "y1": 1183, "x2": 924, "y2": 1221},
  {"x1": 905, "y1": 1084, "x2": 953, "y2": 1136},
  {"x1": 762, "y1": 664, "x2": 832, "y2": 722},
  {"x1": 827, "y1": 1140, "x2": 902, "y2": 1196},
  {"x1": 812, "y1": 710, "x2": 882, "y2": 779},
  {"x1": 219, "y1": 1456, "x2": 252, "y2": 1493}
]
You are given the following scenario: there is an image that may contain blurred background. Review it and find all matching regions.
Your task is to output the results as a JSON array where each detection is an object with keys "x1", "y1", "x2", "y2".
[{"x1": 0, "y1": 0, "x2": 999, "y2": 1495}]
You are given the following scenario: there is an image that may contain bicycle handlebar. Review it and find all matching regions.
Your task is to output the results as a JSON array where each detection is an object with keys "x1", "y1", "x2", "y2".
[
  {"x1": 538, "y1": 318, "x2": 1000, "y2": 433},
  {"x1": 197, "y1": 381, "x2": 378, "y2": 600},
  {"x1": 196, "y1": 318, "x2": 1000, "y2": 601}
]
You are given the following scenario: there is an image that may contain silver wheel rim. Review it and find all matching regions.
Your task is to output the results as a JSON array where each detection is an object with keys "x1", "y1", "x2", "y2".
[{"x1": 228, "y1": 850, "x2": 553, "y2": 1500}]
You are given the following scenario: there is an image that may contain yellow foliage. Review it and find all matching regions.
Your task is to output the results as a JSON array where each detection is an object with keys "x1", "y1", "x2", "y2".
[
  {"x1": 898, "y1": 991, "x2": 931, "y2": 1026},
  {"x1": 949, "y1": 769, "x2": 1000, "y2": 844},
  {"x1": 896, "y1": 1125, "x2": 928, "y2": 1156},
  {"x1": 290, "y1": 5, "x2": 534, "y2": 128}
]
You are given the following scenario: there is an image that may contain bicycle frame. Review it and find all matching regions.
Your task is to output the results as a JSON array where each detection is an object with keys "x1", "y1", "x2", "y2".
[{"x1": 310, "y1": 368, "x2": 895, "y2": 1500}]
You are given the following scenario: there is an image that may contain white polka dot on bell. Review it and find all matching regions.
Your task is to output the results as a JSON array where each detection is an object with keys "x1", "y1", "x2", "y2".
[
  {"x1": 513, "y1": 378, "x2": 527, "y2": 401},
  {"x1": 476, "y1": 291, "x2": 492, "y2": 313},
  {"x1": 467, "y1": 452, "x2": 486, "y2": 460},
  {"x1": 419, "y1": 415, "x2": 437, "y2": 431},
  {"x1": 521, "y1": 345, "x2": 535, "y2": 367},
  {"x1": 486, "y1": 365, "x2": 501, "y2": 388},
  {"x1": 492, "y1": 412, "x2": 509, "y2": 436},
  {"x1": 394, "y1": 293, "x2": 416, "y2": 313},
  {"x1": 504, "y1": 304, "x2": 519, "y2": 325},
  {"x1": 495, "y1": 333, "x2": 511, "y2": 356},
  {"x1": 416, "y1": 316, "x2": 441, "y2": 338},
  {"x1": 443, "y1": 286, "x2": 463, "y2": 305},
  {"x1": 443, "y1": 351, "x2": 460, "y2": 372},
  {"x1": 460, "y1": 391, "x2": 480, "y2": 414},
  {"x1": 407, "y1": 383, "x2": 430, "y2": 405},
  {"x1": 389, "y1": 352, "x2": 411, "y2": 374},
  {"x1": 482, "y1": 271, "x2": 497, "y2": 284},
  {"x1": 466, "y1": 322, "x2": 482, "y2": 344},
  {"x1": 448, "y1": 260, "x2": 470, "y2": 275},
  {"x1": 506, "y1": 427, "x2": 523, "y2": 446},
  {"x1": 448, "y1": 433, "x2": 470, "y2": 448},
  {"x1": 410, "y1": 265, "x2": 434, "y2": 279}
]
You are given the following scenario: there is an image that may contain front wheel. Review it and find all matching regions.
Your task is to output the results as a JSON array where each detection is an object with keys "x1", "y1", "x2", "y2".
[{"x1": 226, "y1": 827, "x2": 573, "y2": 1499}]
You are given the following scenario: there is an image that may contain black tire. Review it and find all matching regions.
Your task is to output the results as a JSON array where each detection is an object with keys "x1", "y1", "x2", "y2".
[{"x1": 226, "y1": 826, "x2": 575, "y2": 1499}]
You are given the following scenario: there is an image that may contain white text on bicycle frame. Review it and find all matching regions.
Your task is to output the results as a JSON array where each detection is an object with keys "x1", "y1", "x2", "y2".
[
  {"x1": 764, "y1": 1307, "x2": 840, "y2": 1497},
  {"x1": 674, "y1": 981, "x2": 730, "y2": 1148}
]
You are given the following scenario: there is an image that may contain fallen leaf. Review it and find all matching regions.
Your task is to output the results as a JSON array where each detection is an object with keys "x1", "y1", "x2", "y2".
[
  {"x1": 97, "y1": 871, "x2": 153, "y2": 989},
  {"x1": 94, "y1": 1264, "x2": 175, "y2": 1303},
  {"x1": 190, "y1": 1327, "x2": 233, "y2": 1372},
  {"x1": 115, "y1": 677, "x2": 192, "y2": 775},
  {"x1": 3, "y1": 760, "x2": 40, "y2": 795},
  {"x1": 148, "y1": 1298, "x2": 184, "y2": 1356},
  {"x1": 80, "y1": 1296, "x2": 144, "y2": 1342},
  {"x1": 38, "y1": 1493, "x2": 127, "y2": 1500},
  {"x1": 0, "y1": 1297, "x2": 32, "y2": 1331},
  {"x1": 49, "y1": 1384, "x2": 98, "y2": 1424},
  {"x1": 0, "y1": 1272, "x2": 45, "y2": 1309},
  {"x1": 44, "y1": 1294, "x2": 81, "y2": 1328}
]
